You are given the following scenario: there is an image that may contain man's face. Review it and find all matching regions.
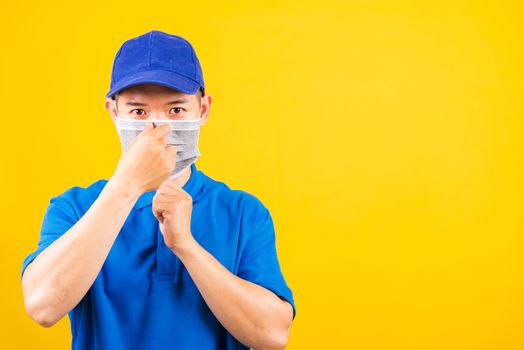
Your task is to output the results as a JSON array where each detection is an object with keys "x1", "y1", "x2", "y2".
[{"x1": 106, "y1": 83, "x2": 209, "y2": 123}]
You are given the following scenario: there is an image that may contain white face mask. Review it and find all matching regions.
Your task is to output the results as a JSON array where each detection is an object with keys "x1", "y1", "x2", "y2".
[{"x1": 114, "y1": 110, "x2": 203, "y2": 180}]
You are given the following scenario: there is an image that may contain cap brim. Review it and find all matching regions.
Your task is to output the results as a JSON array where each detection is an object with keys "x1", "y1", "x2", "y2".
[{"x1": 105, "y1": 69, "x2": 201, "y2": 98}]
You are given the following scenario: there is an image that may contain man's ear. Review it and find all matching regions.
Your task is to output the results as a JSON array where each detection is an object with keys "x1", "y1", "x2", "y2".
[
  {"x1": 199, "y1": 94, "x2": 212, "y2": 126},
  {"x1": 104, "y1": 98, "x2": 118, "y2": 122}
]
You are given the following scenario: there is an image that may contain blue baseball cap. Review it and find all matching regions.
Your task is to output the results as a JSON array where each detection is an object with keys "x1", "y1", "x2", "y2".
[{"x1": 106, "y1": 30, "x2": 205, "y2": 99}]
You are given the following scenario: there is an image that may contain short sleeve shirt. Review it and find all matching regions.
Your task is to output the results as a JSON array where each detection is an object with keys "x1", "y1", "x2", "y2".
[{"x1": 21, "y1": 163, "x2": 296, "y2": 349}]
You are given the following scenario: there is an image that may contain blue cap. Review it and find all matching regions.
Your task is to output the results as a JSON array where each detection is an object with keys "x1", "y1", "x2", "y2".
[{"x1": 106, "y1": 30, "x2": 205, "y2": 98}]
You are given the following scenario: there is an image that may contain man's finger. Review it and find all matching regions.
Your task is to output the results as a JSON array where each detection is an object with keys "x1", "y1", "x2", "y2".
[
  {"x1": 157, "y1": 179, "x2": 182, "y2": 194},
  {"x1": 154, "y1": 192, "x2": 179, "y2": 199},
  {"x1": 152, "y1": 207, "x2": 165, "y2": 224},
  {"x1": 149, "y1": 123, "x2": 172, "y2": 139},
  {"x1": 166, "y1": 145, "x2": 177, "y2": 158},
  {"x1": 162, "y1": 178, "x2": 185, "y2": 192},
  {"x1": 157, "y1": 135, "x2": 168, "y2": 146},
  {"x1": 140, "y1": 121, "x2": 156, "y2": 135}
]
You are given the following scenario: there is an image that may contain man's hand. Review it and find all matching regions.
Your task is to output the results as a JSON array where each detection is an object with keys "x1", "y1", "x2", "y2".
[
  {"x1": 21, "y1": 122, "x2": 176, "y2": 327},
  {"x1": 152, "y1": 179, "x2": 195, "y2": 252},
  {"x1": 151, "y1": 172, "x2": 293, "y2": 349},
  {"x1": 111, "y1": 122, "x2": 177, "y2": 196}
]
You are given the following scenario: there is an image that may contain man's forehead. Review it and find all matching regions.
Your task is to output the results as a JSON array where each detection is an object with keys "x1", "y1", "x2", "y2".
[{"x1": 120, "y1": 84, "x2": 188, "y2": 99}]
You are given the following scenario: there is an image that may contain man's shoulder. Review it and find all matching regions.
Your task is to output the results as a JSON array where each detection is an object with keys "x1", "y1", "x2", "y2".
[
  {"x1": 48, "y1": 179, "x2": 109, "y2": 210},
  {"x1": 55, "y1": 179, "x2": 108, "y2": 197},
  {"x1": 200, "y1": 171, "x2": 268, "y2": 214}
]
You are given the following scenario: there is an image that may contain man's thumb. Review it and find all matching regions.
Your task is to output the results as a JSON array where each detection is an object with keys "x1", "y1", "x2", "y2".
[{"x1": 143, "y1": 121, "x2": 155, "y2": 132}]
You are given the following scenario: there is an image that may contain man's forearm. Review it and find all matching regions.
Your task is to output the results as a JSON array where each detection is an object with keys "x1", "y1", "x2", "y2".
[
  {"x1": 174, "y1": 238, "x2": 294, "y2": 350},
  {"x1": 22, "y1": 178, "x2": 141, "y2": 327}
]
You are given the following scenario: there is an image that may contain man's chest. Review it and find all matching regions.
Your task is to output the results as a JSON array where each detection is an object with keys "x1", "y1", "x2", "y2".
[{"x1": 96, "y1": 202, "x2": 244, "y2": 293}]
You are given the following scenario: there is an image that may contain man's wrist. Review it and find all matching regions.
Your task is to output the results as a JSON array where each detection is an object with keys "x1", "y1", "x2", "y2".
[
  {"x1": 106, "y1": 175, "x2": 143, "y2": 204},
  {"x1": 170, "y1": 235, "x2": 198, "y2": 258}
]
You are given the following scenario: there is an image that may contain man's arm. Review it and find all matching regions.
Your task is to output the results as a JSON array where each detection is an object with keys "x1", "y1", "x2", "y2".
[
  {"x1": 22, "y1": 122, "x2": 175, "y2": 327},
  {"x1": 22, "y1": 179, "x2": 141, "y2": 327},
  {"x1": 152, "y1": 181, "x2": 294, "y2": 350},
  {"x1": 174, "y1": 238, "x2": 294, "y2": 350}
]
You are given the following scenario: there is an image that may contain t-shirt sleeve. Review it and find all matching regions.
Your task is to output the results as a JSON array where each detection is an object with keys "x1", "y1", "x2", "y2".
[
  {"x1": 237, "y1": 203, "x2": 296, "y2": 320},
  {"x1": 21, "y1": 193, "x2": 78, "y2": 280}
]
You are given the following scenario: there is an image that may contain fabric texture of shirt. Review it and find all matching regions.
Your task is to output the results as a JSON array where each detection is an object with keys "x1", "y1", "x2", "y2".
[{"x1": 21, "y1": 163, "x2": 296, "y2": 349}]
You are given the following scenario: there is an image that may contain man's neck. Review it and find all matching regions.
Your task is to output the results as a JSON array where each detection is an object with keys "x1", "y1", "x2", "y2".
[{"x1": 172, "y1": 166, "x2": 192, "y2": 188}]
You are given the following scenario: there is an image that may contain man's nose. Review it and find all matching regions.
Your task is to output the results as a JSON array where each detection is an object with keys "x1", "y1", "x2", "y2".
[{"x1": 148, "y1": 111, "x2": 169, "y2": 120}]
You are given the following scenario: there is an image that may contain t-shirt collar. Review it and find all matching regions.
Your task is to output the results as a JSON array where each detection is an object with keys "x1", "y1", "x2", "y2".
[{"x1": 133, "y1": 163, "x2": 205, "y2": 210}]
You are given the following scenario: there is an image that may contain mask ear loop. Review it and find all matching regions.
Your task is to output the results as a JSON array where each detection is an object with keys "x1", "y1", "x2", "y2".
[
  {"x1": 196, "y1": 93, "x2": 204, "y2": 125},
  {"x1": 113, "y1": 99, "x2": 120, "y2": 119}
]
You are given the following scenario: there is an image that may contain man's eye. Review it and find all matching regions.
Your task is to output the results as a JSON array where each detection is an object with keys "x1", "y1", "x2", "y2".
[
  {"x1": 170, "y1": 107, "x2": 183, "y2": 114},
  {"x1": 130, "y1": 109, "x2": 146, "y2": 115}
]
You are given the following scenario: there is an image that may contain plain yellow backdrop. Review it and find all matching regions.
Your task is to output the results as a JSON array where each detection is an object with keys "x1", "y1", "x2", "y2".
[{"x1": 2, "y1": 0, "x2": 523, "y2": 349}]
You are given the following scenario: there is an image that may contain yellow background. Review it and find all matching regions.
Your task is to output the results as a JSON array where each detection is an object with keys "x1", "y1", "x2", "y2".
[{"x1": 2, "y1": 1, "x2": 523, "y2": 349}]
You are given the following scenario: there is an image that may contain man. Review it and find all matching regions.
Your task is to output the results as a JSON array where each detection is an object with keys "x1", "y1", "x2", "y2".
[{"x1": 21, "y1": 30, "x2": 296, "y2": 350}]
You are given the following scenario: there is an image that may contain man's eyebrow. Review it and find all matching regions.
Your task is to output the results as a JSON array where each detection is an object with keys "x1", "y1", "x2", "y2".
[
  {"x1": 124, "y1": 98, "x2": 189, "y2": 107},
  {"x1": 165, "y1": 98, "x2": 189, "y2": 105},
  {"x1": 125, "y1": 101, "x2": 147, "y2": 107}
]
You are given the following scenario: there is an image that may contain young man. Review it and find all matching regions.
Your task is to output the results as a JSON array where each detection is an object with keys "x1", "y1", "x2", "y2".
[{"x1": 21, "y1": 30, "x2": 296, "y2": 350}]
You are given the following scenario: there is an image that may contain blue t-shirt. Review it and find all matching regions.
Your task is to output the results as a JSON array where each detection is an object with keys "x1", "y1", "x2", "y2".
[{"x1": 21, "y1": 163, "x2": 296, "y2": 349}]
